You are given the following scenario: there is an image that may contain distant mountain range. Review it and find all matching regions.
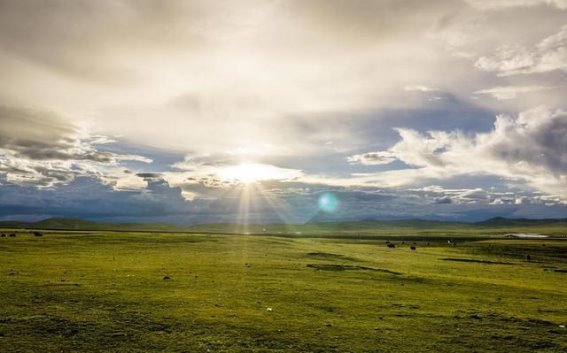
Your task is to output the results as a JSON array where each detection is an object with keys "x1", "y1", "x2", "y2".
[
  {"x1": 474, "y1": 216, "x2": 567, "y2": 227},
  {"x1": 1, "y1": 216, "x2": 566, "y2": 234},
  {"x1": 0, "y1": 217, "x2": 186, "y2": 232}
]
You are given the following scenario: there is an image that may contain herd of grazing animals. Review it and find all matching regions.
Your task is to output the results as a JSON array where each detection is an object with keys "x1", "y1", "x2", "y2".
[
  {"x1": 386, "y1": 241, "x2": 415, "y2": 250},
  {"x1": 0, "y1": 232, "x2": 535, "y2": 261},
  {"x1": 0, "y1": 232, "x2": 42, "y2": 238},
  {"x1": 383, "y1": 240, "x2": 533, "y2": 261}
]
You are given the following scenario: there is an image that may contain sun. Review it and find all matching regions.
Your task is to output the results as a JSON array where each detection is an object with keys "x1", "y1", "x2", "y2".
[{"x1": 218, "y1": 162, "x2": 300, "y2": 184}]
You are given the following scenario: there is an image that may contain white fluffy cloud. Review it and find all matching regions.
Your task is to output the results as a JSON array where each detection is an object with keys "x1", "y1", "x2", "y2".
[
  {"x1": 475, "y1": 25, "x2": 567, "y2": 76},
  {"x1": 474, "y1": 85, "x2": 550, "y2": 100},
  {"x1": 347, "y1": 151, "x2": 397, "y2": 165},
  {"x1": 347, "y1": 107, "x2": 567, "y2": 198},
  {"x1": 0, "y1": 1, "x2": 564, "y2": 160},
  {"x1": 0, "y1": 0, "x2": 528, "y2": 157},
  {"x1": 404, "y1": 85, "x2": 439, "y2": 92},
  {"x1": 465, "y1": 0, "x2": 567, "y2": 9}
]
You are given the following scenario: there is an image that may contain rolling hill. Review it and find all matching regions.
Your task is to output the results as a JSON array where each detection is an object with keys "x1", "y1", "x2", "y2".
[{"x1": 0, "y1": 216, "x2": 566, "y2": 237}]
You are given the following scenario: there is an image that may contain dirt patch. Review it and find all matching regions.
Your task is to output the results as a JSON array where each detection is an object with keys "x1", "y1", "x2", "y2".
[
  {"x1": 441, "y1": 258, "x2": 513, "y2": 265},
  {"x1": 444, "y1": 312, "x2": 565, "y2": 352},
  {"x1": 306, "y1": 263, "x2": 401, "y2": 275},
  {"x1": 305, "y1": 252, "x2": 358, "y2": 261}
]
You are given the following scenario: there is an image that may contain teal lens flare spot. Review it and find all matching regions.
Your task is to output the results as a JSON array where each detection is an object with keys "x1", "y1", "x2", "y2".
[{"x1": 318, "y1": 193, "x2": 339, "y2": 213}]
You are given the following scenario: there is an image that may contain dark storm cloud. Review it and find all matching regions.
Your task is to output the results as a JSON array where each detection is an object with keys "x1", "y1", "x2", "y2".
[
  {"x1": 136, "y1": 173, "x2": 162, "y2": 179},
  {"x1": 8, "y1": 142, "x2": 116, "y2": 162},
  {"x1": 0, "y1": 105, "x2": 151, "y2": 188},
  {"x1": 0, "y1": 105, "x2": 110, "y2": 162},
  {"x1": 435, "y1": 196, "x2": 453, "y2": 204},
  {"x1": 487, "y1": 111, "x2": 567, "y2": 175},
  {"x1": 0, "y1": 105, "x2": 75, "y2": 145},
  {"x1": 0, "y1": 177, "x2": 188, "y2": 218},
  {"x1": 1, "y1": 172, "x2": 566, "y2": 224}
]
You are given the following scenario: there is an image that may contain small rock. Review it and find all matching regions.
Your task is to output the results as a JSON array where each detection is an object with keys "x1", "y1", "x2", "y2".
[{"x1": 266, "y1": 307, "x2": 273, "y2": 312}]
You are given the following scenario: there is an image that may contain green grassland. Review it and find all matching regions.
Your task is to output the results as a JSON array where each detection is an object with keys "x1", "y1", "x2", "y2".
[
  {"x1": 188, "y1": 219, "x2": 567, "y2": 238},
  {"x1": 0, "y1": 230, "x2": 566, "y2": 352}
]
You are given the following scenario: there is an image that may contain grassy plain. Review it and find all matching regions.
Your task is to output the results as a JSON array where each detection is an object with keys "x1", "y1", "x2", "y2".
[{"x1": 0, "y1": 230, "x2": 565, "y2": 352}]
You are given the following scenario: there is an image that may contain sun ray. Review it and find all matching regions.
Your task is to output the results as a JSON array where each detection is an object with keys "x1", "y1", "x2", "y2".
[{"x1": 253, "y1": 182, "x2": 299, "y2": 235}]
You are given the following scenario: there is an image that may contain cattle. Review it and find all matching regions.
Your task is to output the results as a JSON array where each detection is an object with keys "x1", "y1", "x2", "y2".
[
  {"x1": 410, "y1": 246, "x2": 416, "y2": 251},
  {"x1": 524, "y1": 254, "x2": 531, "y2": 261},
  {"x1": 0, "y1": 233, "x2": 5, "y2": 237},
  {"x1": 33, "y1": 231, "x2": 43, "y2": 237},
  {"x1": 8, "y1": 233, "x2": 16, "y2": 237},
  {"x1": 387, "y1": 243, "x2": 396, "y2": 248}
]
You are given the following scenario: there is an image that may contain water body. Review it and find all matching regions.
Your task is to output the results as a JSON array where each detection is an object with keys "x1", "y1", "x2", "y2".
[{"x1": 507, "y1": 233, "x2": 549, "y2": 239}]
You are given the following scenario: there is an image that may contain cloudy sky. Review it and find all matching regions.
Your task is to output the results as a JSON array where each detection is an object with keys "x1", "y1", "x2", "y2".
[{"x1": 1, "y1": 0, "x2": 566, "y2": 224}]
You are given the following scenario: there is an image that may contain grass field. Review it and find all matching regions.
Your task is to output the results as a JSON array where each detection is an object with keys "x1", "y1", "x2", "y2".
[{"x1": 0, "y1": 231, "x2": 566, "y2": 352}]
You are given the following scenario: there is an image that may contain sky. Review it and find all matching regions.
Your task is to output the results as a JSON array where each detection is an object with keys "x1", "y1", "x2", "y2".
[{"x1": 1, "y1": 0, "x2": 566, "y2": 224}]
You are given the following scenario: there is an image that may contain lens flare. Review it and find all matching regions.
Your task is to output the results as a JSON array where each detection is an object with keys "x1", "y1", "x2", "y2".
[{"x1": 318, "y1": 193, "x2": 339, "y2": 213}]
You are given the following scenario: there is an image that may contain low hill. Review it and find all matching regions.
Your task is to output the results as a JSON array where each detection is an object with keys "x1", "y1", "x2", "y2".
[
  {"x1": 0, "y1": 216, "x2": 566, "y2": 237},
  {"x1": 0, "y1": 217, "x2": 185, "y2": 232},
  {"x1": 34, "y1": 217, "x2": 100, "y2": 229},
  {"x1": 476, "y1": 217, "x2": 567, "y2": 227}
]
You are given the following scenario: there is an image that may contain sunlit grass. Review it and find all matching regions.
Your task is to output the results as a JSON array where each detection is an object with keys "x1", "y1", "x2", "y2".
[{"x1": 0, "y1": 232, "x2": 565, "y2": 352}]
